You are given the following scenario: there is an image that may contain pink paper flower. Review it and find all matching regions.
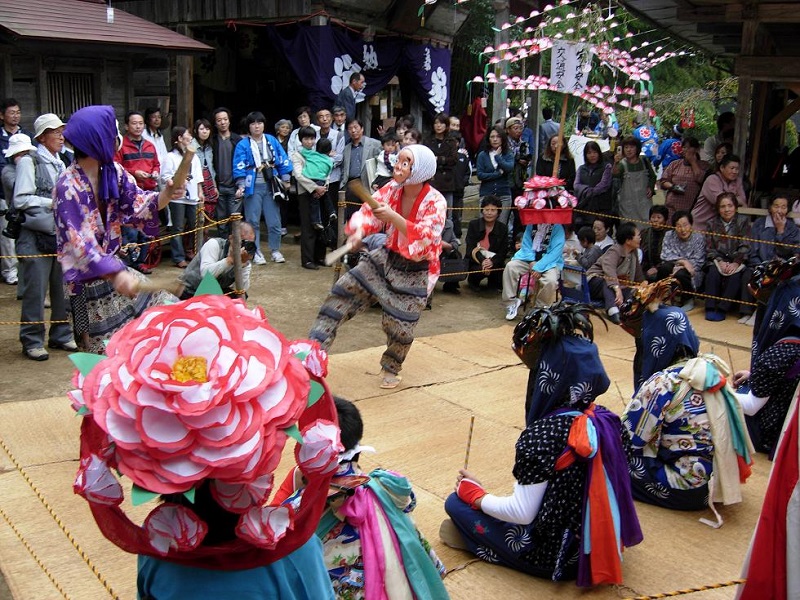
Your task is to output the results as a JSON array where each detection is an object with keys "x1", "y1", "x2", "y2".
[
  {"x1": 298, "y1": 420, "x2": 342, "y2": 475},
  {"x1": 288, "y1": 340, "x2": 329, "y2": 378},
  {"x1": 73, "y1": 454, "x2": 123, "y2": 506},
  {"x1": 210, "y1": 474, "x2": 274, "y2": 514},
  {"x1": 144, "y1": 503, "x2": 208, "y2": 554},
  {"x1": 236, "y1": 505, "x2": 294, "y2": 549},
  {"x1": 72, "y1": 296, "x2": 310, "y2": 494}
]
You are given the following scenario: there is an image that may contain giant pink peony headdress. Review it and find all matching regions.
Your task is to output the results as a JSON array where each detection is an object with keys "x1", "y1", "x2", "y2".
[{"x1": 69, "y1": 285, "x2": 342, "y2": 569}]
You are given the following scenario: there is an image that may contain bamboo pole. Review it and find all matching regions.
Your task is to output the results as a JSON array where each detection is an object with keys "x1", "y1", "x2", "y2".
[{"x1": 552, "y1": 94, "x2": 569, "y2": 178}]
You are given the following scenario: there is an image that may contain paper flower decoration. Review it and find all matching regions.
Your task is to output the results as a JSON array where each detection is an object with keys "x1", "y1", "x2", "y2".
[
  {"x1": 236, "y1": 505, "x2": 294, "y2": 549},
  {"x1": 288, "y1": 340, "x2": 329, "y2": 379},
  {"x1": 73, "y1": 453, "x2": 123, "y2": 506},
  {"x1": 73, "y1": 295, "x2": 310, "y2": 495},
  {"x1": 298, "y1": 420, "x2": 342, "y2": 475},
  {"x1": 145, "y1": 504, "x2": 208, "y2": 554},
  {"x1": 210, "y1": 474, "x2": 274, "y2": 514}
]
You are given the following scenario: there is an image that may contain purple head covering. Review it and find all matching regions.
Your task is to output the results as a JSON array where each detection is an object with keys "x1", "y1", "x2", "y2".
[{"x1": 63, "y1": 105, "x2": 120, "y2": 206}]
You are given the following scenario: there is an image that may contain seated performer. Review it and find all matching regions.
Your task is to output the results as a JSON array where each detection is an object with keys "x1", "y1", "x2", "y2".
[
  {"x1": 308, "y1": 145, "x2": 446, "y2": 390},
  {"x1": 621, "y1": 291, "x2": 754, "y2": 512},
  {"x1": 441, "y1": 304, "x2": 643, "y2": 586},
  {"x1": 274, "y1": 397, "x2": 449, "y2": 599},
  {"x1": 68, "y1": 289, "x2": 341, "y2": 599}
]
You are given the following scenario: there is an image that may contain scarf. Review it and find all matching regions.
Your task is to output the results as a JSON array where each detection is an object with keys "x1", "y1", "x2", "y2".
[
  {"x1": 753, "y1": 277, "x2": 800, "y2": 363},
  {"x1": 640, "y1": 306, "x2": 700, "y2": 385},
  {"x1": 404, "y1": 144, "x2": 437, "y2": 185},
  {"x1": 62, "y1": 105, "x2": 120, "y2": 209},
  {"x1": 553, "y1": 405, "x2": 643, "y2": 586}
]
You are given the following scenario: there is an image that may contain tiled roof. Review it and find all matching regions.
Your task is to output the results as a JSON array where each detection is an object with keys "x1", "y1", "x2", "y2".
[{"x1": 0, "y1": 0, "x2": 211, "y2": 53}]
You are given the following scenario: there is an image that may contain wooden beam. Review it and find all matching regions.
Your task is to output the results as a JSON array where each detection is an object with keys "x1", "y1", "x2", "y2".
[
  {"x1": 175, "y1": 24, "x2": 194, "y2": 129},
  {"x1": 768, "y1": 96, "x2": 800, "y2": 130},
  {"x1": 736, "y1": 56, "x2": 800, "y2": 81},
  {"x1": 734, "y1": 20, "x2": 757, "y2": 163},
  {"x1": 679, "y1": 3, "x2": 800, "y2": 24}
]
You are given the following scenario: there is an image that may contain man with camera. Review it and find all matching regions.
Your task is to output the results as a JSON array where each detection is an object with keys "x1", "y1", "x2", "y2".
[{"x1": 178, "y1": 222, "x2": 255, "y2": 299}]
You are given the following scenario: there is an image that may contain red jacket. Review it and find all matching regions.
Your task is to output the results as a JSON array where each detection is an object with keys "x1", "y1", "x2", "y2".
[{"x1": 115, "y1": 136, "x2": 160, "y2": 191}]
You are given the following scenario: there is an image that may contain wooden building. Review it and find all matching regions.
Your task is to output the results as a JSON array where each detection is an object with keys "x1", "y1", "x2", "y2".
[
  {"x1": 0, "y1": 0, "x2": 210, "y2": 130},
  {"x1": 618, "y1": 0, "x2": 800, "y2": 200},
  {"x1": 115, "y1": 0, "x2": 469, "y2": 133}
]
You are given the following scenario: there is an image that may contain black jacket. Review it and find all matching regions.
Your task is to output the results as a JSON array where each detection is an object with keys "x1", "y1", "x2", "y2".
[
  {"x1": 211, "y1": 131, "x2": 242, "y2": 187},
  {"x1": 464, "y1": 217, "x2": 508, "y2": 270}
]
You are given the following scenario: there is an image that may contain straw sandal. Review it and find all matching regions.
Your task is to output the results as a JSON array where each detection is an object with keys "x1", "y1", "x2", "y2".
[
  {"x1": 439, "y1": 519, "x2": 469, "y2": 550},
  {"x1": 379, "y1": 371, "x2": 402, "y2": 389}
]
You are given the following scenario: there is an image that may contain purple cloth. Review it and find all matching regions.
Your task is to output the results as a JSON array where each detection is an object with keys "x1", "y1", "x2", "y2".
[{"x1": 63, "y1": 105, "x2": 120, "y2": 210}]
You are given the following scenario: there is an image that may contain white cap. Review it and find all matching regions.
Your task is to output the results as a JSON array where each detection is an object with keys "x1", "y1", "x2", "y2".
[
  {"x1": 3, "y1": 133, "x2": 36, "y2": 158},
  {"x1": 33, "y1": 113, "x2": 65, "y2": 139}
]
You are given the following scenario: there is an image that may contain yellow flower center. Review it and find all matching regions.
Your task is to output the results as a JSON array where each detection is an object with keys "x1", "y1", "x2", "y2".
[{"x1": 171, "y1": 356, "x2": 208, "y2": 383}]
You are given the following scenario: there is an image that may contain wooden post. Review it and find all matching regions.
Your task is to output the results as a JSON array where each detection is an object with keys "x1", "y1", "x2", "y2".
[
  {"x1": 491, "y1": 0, "x2": 510, "y2": 126},
  {"x1": 231, "y1": 215, "x2": 243, "y2": 295},
  {"x1": 734, "y1": 21, "x2": 758, "y2": 165},
  {"x1": 552, "y1": 94, "x2": 569, "y2": 178},
  {"x1": 176, "y1": 24, "x2": 194, "y2": 129},
  {"x1": 333, "y1": 187, "x2": 347, "y2": 283}
]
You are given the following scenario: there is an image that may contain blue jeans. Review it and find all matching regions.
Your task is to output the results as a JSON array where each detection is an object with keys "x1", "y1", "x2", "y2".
[
  {"x1": 244, "y1": 183, "x2": 281, "y2": 253},
  {"x1": 169, "y1": 202, "x2": 197, "y2": 264}
]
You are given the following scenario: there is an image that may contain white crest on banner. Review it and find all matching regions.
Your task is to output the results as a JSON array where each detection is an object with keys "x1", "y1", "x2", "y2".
[
  {"x1": 549, "y1": 41, "x2": 592, "y2": 93},
  {"x1": 330, "y1": 54, "x2": 362, "y2": 95},
  {"x1": 424, "y1": 48, "x2": 432, "y2": 72},
  {"x1": 429, "y1": 66, "x2": 447, "y2": 112},
  {"x1": 362, "y1": 44, "x2": 378, "y2": 70}
]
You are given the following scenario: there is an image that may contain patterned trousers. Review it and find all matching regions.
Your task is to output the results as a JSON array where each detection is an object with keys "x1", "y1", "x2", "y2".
[{"x1": 309, "y1": 247, "x2": 429, "y2": 375}]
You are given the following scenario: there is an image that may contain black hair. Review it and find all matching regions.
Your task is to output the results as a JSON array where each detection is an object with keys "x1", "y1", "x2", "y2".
[
  {"x1": 542, "y1": 107, "x2": 553, "y2": 120},
  {"x1": 615, "y1": 221, "x2": 638, "y2": 245},
  {"x1": 334, "y1": 396, "x2": 363, "y2": 453},
  {"x1": 125, "y1": 110, "x2": 143, "y2": 124},
  {"x1": 484, "y1": 125, "x2": 509, "y2": 154},
  {"x1": 381, "y1": 131, "x2": 399, "y2": 144},
  {"x1": 433, "y1": 112, "x2": 450, "y2": 128},
  {"x1": 404, "y1": 128, "x2": 422, "y2": 144},
  {"x1": 316, "y1": 137, "x2": 332, "y2": 155},
  {"x1": 583, "y1": 141, "x2": 603, "y2": 163},
  {"x1": 480, "y1": 195, "x2": 503, "y2": 209},
  {"x1": 346, "y1": 118, "x2": 364, "y2": 130},
  {"x1": 716, "y1": 111, "x2": 735, "y2": 132},
  {"x1": 719, "y1": 154, "x2": 741, "y2": 168},
  {"x1": 170, "y1": 126, "x2": 188, "y2": 151},
  {"x1": 244, "y1": 111, "x2": 267, "y2": 127},
  {"x1": 212, "y1": 107, "x2": 232, "y2": 123},
  {"x1": 162, "y1": 481, "x2": 239, "y2": 546},
  {"x1": 682, "y1": 136, "x2": 700, "y2": 150},
  {"x1": 0, "y1": 98, "x2": 20, "y2": 113},
  {"x1": 621, "y1": 135, "x2": 642, "y2": 154},
  {"x1": 671, "y1": 210, "x2": 693, "y2": 226},
  {"x1": 649, "y1": 204, "x2": 669, "y2": 219},
  {"x1": 577, "y1": 226, "x2": 596, "y2": 244},
  {"x1": 349, "y1": 72, "x2": 364, "y2": 84},
  {"x1": 298, "y1": 126, "x2": 317, "y2": 141},
  {"x1": 193, "y1": 118, "x2": 212, "y2": 145},
  {"x1": 295, "y1": 106, "x2": 312, "y2": 120},
  {"x1": 144, "y1": 107, "x2": 161, "y2": 123}
]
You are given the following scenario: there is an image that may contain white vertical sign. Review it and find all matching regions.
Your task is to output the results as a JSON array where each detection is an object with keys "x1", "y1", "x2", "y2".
[{"x1": 550, "y1": 41, "x2": 592, "y2": 93}]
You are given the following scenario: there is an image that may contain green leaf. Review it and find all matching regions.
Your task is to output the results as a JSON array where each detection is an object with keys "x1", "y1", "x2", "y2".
[
  {"x1": 284, "y1": 424, "x2": 303, "y2": 444},
  {"x1": 182, "y1": 488, "x2": 196, "y2": 504},
  {"x1": 131, "y1": 484, "x2": 160, "y2": 506},
  {"x1": 69, "y1": 352, "x2": 106, "y2": 377},
  {"x1": 75, "y1": 406, "x2": 90, "y2": 417},
  {"x1": 194, "y1": 271, "x2": 224, "y2": 297},
  {"x1": 294, "y1": 350, "x2": 310, "y2": 361},
  {"x1": 307, "y1": 380, "x2": 325, "y2": 408},
  {"x1": 417, "y1": 4, "x2": 424, "y2": 17}
]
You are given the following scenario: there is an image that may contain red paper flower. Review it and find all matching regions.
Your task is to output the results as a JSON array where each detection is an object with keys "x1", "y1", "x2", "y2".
[
  {"x1": 288, "y1": 340, "x2": 329, "y2": 378},
  {"x1": 298, "y1": 420, "x2": 343, "y2": 475},
  {"x1": 144, "y1": 503, "x2": 208, "y2": 554},
  {"x1": 73, "y1": 454, "x2": 123, "y2": 506},
  {"x1": 236, "y1": 505, "x2": 294, "y2": 549},
  {"x1": 73, "y1": 296, "x2": 310, "y2": 494},
  {"x1": 210, "y1": 474, "x2": 274, "y2": 514}
]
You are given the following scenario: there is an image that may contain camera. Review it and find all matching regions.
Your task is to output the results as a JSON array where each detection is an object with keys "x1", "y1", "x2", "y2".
[
  {"x1": 241, "y1": 239, "x2": 257, "y2": 256},
  {"x1": 2, "y1": 207, "x2": 25, "y2": 240}
]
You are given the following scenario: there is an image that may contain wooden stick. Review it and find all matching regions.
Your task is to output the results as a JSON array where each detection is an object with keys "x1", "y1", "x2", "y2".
[
  {"x1": 172, "y1": 146, "x2": 196, "y2": 193},
  {"x1": 348, "y1": 180, "x2": 381, "y2": 210},
  {"x1": 727, "y1": 347, "x2": 736, "y2": 374},
  {"x1": 463, "y1": 415, "x2": 476, "y2": 470},
  {"x1": 551, "y1": 94, "x2": 570, "y2": 177}
]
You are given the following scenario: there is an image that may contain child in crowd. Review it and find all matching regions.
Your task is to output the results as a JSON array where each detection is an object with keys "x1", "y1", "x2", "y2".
[
  {"x1": 275, "y1": 397, "x2": 449, "y2": 599},
  {"x1": 301, "y1": 133, "x2": 335, "y2": 230},
  {"x1": 372, "y1": 132, "x2": 400, "y2": 190}
]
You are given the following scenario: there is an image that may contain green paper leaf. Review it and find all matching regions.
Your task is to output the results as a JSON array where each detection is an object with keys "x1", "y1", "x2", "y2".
[
  {"x1": 417, "y1": 5, "x2": 424, "y2": 17},
  {"x1": 284, "y1": 424, "x2": 303, "y2": 444},
  {"x1": 131, "y1": 484, "x2": 160, "y2": 506},
  {"x1": 75, "y1": 406, "x2": 90, "y2": 417},
  {"x1": 182, "y1": 488, "x2": 196, "y2": 504},
  {"x1": 294, "y1": 350, "x2": 310, "y2": 361},
  {"x1": 195, "y1": 271, "x2": 224, "y2": 297},
  {"x1": 307, "y1": 380, "x2": 325, "y2": 408},
  {"x1": 69, "y1": 352, "x2": 106, "y2": 377}
]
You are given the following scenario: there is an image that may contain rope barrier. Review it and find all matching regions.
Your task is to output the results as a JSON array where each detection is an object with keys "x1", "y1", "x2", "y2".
[
  {"x1": 0, "y1": 436, "x2": 120, "y2": 599},
  {"x1": 621, "y1": 578, "x2": 746, "y2": 599}
]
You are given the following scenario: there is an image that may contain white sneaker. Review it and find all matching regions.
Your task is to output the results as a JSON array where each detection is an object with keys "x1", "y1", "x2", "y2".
[
  {"x1": 742, "y1": 313, "x2": 756, "y2": 327},
  {"x1": 505, "y1": 298, "x2": 522, "y2": 321},
  {"x1": 271, "y1": 251, "x2": 285, "y2": 263},
  {"x1": 253, "y1": 251, "x2": 267, "y2": 265},
  {"x1": 680, "y1": 299, "x2": 695, "y2": 313}
]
